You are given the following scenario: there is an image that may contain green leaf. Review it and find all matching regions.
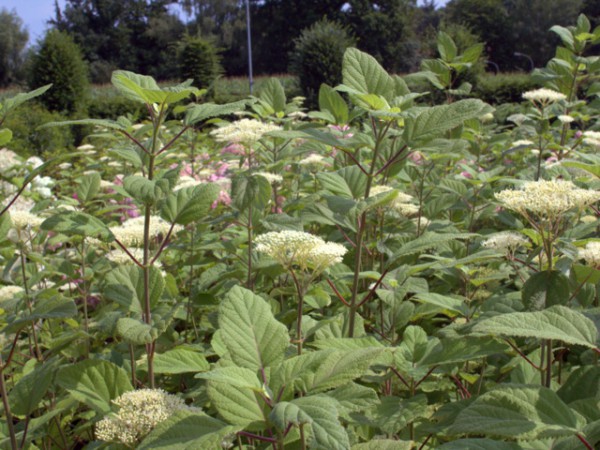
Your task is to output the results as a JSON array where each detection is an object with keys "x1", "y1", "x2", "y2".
[
  {"x1": 372, "y1": 394, "x2": 430, "y2": 434},
  {"x1": 437, "y1": 439, "x2": 522, "y2": 450},
  {"x1": 76, "y1": 171, "x2": 101, "y2": 204},
  {"x1": 123, "y1": 175, "x2": 170, "y2": 205},
  {"x1": 328, "y1": 383, "x2": 379, "y2": 415},
  {"x1": 421, "y1": 337, "x2": 509, "y2": 366},
  {"x1": 231, "y1": 173, "x2": 272, "y2": 211},
  {"x1": 116, "y1": 318, "x2": 157, "y2": 344},
  {"x1": 472, "y1": 305, "x2": 598, "y2": 348},
  {"x1": 153, "y1": 347, "x2": 210, "y2": 374},
  {"x1": 437, "y1": 31, "x2": 457, "y2": 61},
  {"x1": 403, "y1": 99, "x2": 491, "y2": 143},
  {"x1": 104, "y1": 265, "x2": 164, "y2": 314},
  {"x1": 9, "y1": 361, "x2": 56, "y2": 416},
  {"x1": 341, "y1": 47, "x2": 395, "y2": 100},
  {"x1": 352, "y1": 440, "x2": 413, "y2": 450},
  {"x1": 139, "y1": 410, "x2": 239, "y2": 450},
  {"x1": 112, "y1": 70, "x2": 199, "y2": 105},
  {"x1": 557, "y1": 366, "x2": 600, "y2": 404},
  {"x1": 218, "y1": 286, "x2": 289, "y2": 371},
  {"x1": 448, "y1": 385, "x2": 582, "y2": 440},
  {"x1": 412, "y1": 292, "x2": 467, "y2": 316},
  {"x1": 317, "y1": 172, "x2": 354, "y2": 198},
  {"x1": 206, "y1": 377, "x2": 265, "y2": 428},
  {"x1": 160, "y1": 183, "x2": 220, "y2": 225},
  {"x1": 389, "y1": 232, "x2": 476, "y2": 265},
  {"x1": 301, "y1": 348, "x2": 383, "y2": 393},
  {"x1": 39, "y1": 118, "x2": 127, "y2": 131},
  {"x1": 258, "y1": 78, "x2": 286, "y2": 113},
  {"x1": 41, "y1": 211, "x2": 113, "y2": 240},
  {"x1": 0, "y1": 128, "x2": 12, "y2": 146},
  {"x1": 522, "y1": 270, "x2": 570, "y2": 310},
  {"x1": 196, "y1": 367, "x2": 263, "y2": 392},
  {"x1": 56, "y1": 359, "x2": 133, "y2": 414},
  {"x1": 2, "y1": 84, "x2": 52, "y2": 115},
  {"x1": 551, "y1": 26, "x2": 575, "y2": 50},
  {"x1": 561, "y1": 161, "x2": 600, "y2": 179},
  {"x1": 3, "y1": 296, "x2": 77, "y2": 334},
  {"x1": 269, "y1": 395, "x2": 350, "y2": 449},
  {"x1": 184, "y1": 100, "x2": 247, "y2": 125},
  {"x1": 319, "y1": 84, "x2": 349, "y2": 124}
]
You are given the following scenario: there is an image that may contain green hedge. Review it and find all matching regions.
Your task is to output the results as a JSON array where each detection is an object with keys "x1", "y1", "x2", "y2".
[{"x1": 473, "y1": 72, "x2": 540, "y2": 104}]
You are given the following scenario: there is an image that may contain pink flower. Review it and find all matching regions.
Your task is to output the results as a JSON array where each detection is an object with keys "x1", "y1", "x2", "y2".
[
  {"x1": 409, "y1": 151, "x2": 425, "y2": 165},
  {"x1": 212, "y1": 190, "x2": 232, "y2": 209},
  {"x1": 221, "y1": 143, "x2": 245, "y2": 155},
  {"x1": 461, "y1": 171, "x2": 473, "y2": 179}
]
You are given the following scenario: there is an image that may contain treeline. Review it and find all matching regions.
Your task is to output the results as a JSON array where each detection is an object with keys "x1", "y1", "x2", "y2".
[{"x1": 1, "y1": 0, "x2": 599, "y2": 87}]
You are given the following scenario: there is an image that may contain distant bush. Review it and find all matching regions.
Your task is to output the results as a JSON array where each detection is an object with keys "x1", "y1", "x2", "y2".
[
  {"x1": 4, "y1": 103, "x2": 73, "y2": 158},
  {"x1": 289, "y1": 20, "x2": 355, "y2": 106},
  {"x1": 213, "y1": 75, "x2": 301, "y2": 104},
  {"x1": 88, "y1": 89, "x2": 145, "y2": 120},
  {"x1": 178, "y1": 36, "x2": 223, "y2": 92},
  {"x1": 474, "y1": 73, "x2": 540, "y2": 104},
  {"x1": 28, "y1": 30, "x2": 90, "y2": 115}
]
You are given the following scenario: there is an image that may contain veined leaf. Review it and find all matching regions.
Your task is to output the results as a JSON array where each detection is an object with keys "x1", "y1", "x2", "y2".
[
  {"x1": 196, "y1": 366, "x2": 263, "y2": 392},
  {"x1": 412, "y1": 292, "x2": 468, "y2": 316},
  {"x1": 2, "y1": 84, "x2": 52, "y2": 114},
  {"x1": 160, "y1": 183, "x2": 220, "y2": 225},
  {"x1": 41, "y1": 211, "x2": 113, "y2": 240},
  {"x1": 522, "y1": 270, "x2": 570, "y2": 310},
  {"x1": 301, "y1": 348, "x2": 383, "y2": 393},
  {"x1": 123, "y1": 175, "x2": 170, "y2": 205},
  {"x1": 437, "y1": 31, "x2": 458, "y2": 61},
  {"x1": 231, "y1": 173, "x2": 271, "y2": 212},
  {"x1": 139, "y1": 410, "x2": 239, "y2": 450},
  {"x1": 206, "y1": 377, "x2": 265, "y2": 428},
  {"x1": 472, "y1": 305, "x2": 598, "y2": 348},
  {"x1": 153, "y1": 347, "x2": 210, "y2": 374},
  {"x1": 218, "y1": 286, "x2": 289, "y2": 371},
  {"x1": 112, "y1": 70, "x2": 200, "y2": 105},
  {"x1": 403, "y1": 99, "x2": 492, "y2": 143},
  {"x1": 448, "y1": 385, "x2": 582, "y2": 440},
  {"x1": 372, "y1": 394, "x2": 430, "y2": 434},
  {"x1": 388, "y1": 232, "x2": 476, "y2": 265},
  {"x1": 319, "y1": 84, "x2": 349, "y2": 124},
  {"x1": 352, "y1": 441, "x2": 412, "y2": 450},
  {"x1": 0, "y1": 128, "x2": 12, "y2": 146},
  {"x1": 116, "y1": 318, "x2": 157, "y2": 344},
  {"x1": 258, "y1": 78, "x2": 286, "y2": 113},
  {"x1": 184, "y1": 100, "x2": 247, "y2": 125},
  {"x1": 104, "y1": 265, "x2": 165, "y2": 314},
  {"x1": 342, "y1": 48, "x2": 395, "y2": 100},
  {"x1": 437, "y1": 439, "x2": 522, "y2": 450},
  {"x1": 285, "y1": 396, "x2": 350, "y2": 450},
  {"x1": 76, "y1": 171, "x2": 101, "y2": 204},
  {"x1": 56, "y1": 359, "x2": 133, "y2": 414},
  {"x1": 3, "y1": 296, "x2": 77, "y2": 334},
  {"x1": 9, "y1": 360, "x2": 57, "y2": 416},
  {"x1": 40, "y1": 118, "x2": 127, "y2": 131}
]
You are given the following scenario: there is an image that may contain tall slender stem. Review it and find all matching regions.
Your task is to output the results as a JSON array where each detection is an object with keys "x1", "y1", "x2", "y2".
[
  {"x1": 0, "y1": 354, "x2": 18, "y2": 450},
  {"x1": 20, "y1": 249, "x2": 42, "y2": 361}
]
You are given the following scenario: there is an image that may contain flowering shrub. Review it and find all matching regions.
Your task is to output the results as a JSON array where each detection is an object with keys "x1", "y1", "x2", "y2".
[{"x1": 0, "y1": 14, "x2": 600, "y2": 450}]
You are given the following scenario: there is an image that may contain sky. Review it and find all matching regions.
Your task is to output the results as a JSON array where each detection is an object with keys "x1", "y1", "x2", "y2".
[{"x1": 2, "y1": 0, "x2": 450, "y2": 45}]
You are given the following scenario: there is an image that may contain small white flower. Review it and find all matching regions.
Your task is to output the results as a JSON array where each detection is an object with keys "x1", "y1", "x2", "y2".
[
  {"x1": 512, "y1": 140, "x2": 534, "y2": 147},
  {"x1": 0, "y1": 285, "x2": 25, "y2": 302},
  {"x1": 482, "y1": 231, "x2": 529, "y2": 253},
  {"x1": 9, "y1": 210, "x2": 44, "y2": 230},
  {"x1": 522, "y1": 88, "x2": 566, "y2": 104},
  {"x1": 254, "y1": 172, "x2": 283, "y2": 185},
  {"x1": 558, "y1": 115, "x2": 574, "y2": 123},
  {"x1": 579, "y1": 242, "x2": 600, "y2": 267},
  {"x1": 210, "y1": 119, "x2": 281, "y2": 145}
]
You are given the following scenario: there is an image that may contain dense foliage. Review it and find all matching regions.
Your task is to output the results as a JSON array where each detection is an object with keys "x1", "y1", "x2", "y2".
[
  {"x1": 28, "y1": 30, "x2": 89, "y2": 115},
  {"x1": 0, "y1": 13, "x2": 599, "y2": 450}
]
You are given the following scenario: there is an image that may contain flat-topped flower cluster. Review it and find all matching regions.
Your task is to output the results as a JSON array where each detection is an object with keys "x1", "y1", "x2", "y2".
[
  {"x1": 210, "y1": 119, "x2": 281, "y2": 145},
  {"x1": 95, "y1": 389, "x2": 199, "y2": 446},
  {"x1": 495, "y1": 179, "x2": 600, "y2": 218},
  {"x1": 255, "y1": 230, "x2": 347, "y2": 273}
]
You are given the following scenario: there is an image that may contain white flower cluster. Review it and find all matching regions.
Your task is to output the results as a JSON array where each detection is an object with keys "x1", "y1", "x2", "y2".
[
  {"x1": 95, "y1": 389, "x2": 198, "y2": 446},
  {"x1": 481, "y1": 231, "x2": 529, "y2": 253},
  {"x1": 9, "y1": 210, "x2": 44, "y2": 231},
  {"x1": 370, "y1": 185, "x2": 419, "y2": 216},
  {"x1": 583, "y1": 131, "x2": 600, "y2": 148},
  {"x1": 254, "y1": 172, "x2": 283, "y2": 185},
  {"x1": 495, "y1": 180, "x2": 600, "y2": 218},
  {"x1": 298, "y1": 154, "x2": 327, "y2": 172},
  {"x1": 558, "y1": 115, "x2": 574, "y2": 124},
  {"x1": 522, "y1": 88, "x2": 566, "y2": 104},
  {"x1": 174, "y1": 176, "x2": 202, "y2": 191},
  {"x1": 0, "y1": 285, "x2": 25, "y2": 302},
  {"x1": 110, "y1": 216, "x2": 182, "y2": 247},
  {"x1": 579, "y1": 241, "x2": 600, "y2": 268},
  {"x1": 106, "y1": 248, "x2": 146, "y2": 264},
  {"x1": 0, "y1": 149, "x2": 21, "y2": 172},
  {"x1": 210, "y1": 119, "x2": 281, "y2": 145},
  {"x1": 255, "y1": 230, "x2": 347, "y2": 273},
  {"x1": 512, "y1": 140, "x2": 534, "y2": 147}
]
